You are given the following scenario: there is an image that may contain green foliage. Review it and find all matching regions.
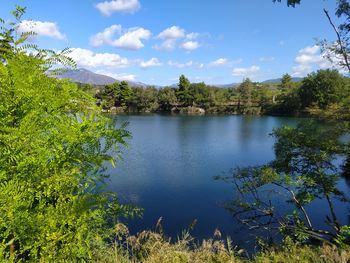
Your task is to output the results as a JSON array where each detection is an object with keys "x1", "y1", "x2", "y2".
[
  {"x1": 298, "y1": 69, "x2": 347, "y2": 109},
  {"x1": 177, "y1": 75, "x2": 193, "y2": 106},
  {"x1": 279, "y1": 73, "x2": 293, "y2": 91},
  {"x1": 97, "y1": 81, "x2": 133, "y2": 109},
  {"x1": 218, "y1": 120, "x2": 350, "y2": 244},
  {"x1": 271, "y1": 86, "x2": 301, "y2": 115},
  {"x1": 130, "y1": 86, "x2": 159, "y2": 112},
  {"x1": 119, "y1": 81, "x2": 133, "y2": 106},
  {"x1": 0, "y1": 9, "x2": 140, "y2": 261},
  {"x1": 335, "y1": 226, "x2": 350, "y2": 248},
  {"x1": 157, "y1": 87, "x2": 178, "y2": 110}
]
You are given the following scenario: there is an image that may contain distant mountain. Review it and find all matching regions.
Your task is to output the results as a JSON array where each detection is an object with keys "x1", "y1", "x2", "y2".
[
  {"x1": 50, "y1": 68, "x2": 148, "y2": 87},
  {"x1": 261, "y1": 77, "x2": 303, "y2": 84},
  {"x1": 51, "y1": 68, "x2": 116, "y2": 85}
]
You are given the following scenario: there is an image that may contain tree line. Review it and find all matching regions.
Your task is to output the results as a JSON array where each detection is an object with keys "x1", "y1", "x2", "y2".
[{"x1": 93, "y1": 69, "x2": 350, "y2": 119}]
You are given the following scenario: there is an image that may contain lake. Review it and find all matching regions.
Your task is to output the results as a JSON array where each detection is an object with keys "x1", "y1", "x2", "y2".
[{"x1": 105, "y1": 114, "x2": 350, "y2": 249}]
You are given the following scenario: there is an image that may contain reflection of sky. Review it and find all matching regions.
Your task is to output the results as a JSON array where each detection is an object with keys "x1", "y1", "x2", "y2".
[{"x1": 104, "y1": 114, "x2": 350, "y2": 249}]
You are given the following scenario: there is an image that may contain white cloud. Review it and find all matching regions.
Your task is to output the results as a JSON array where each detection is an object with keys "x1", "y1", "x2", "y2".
[
  {"x1": 168, "y1": 60, "x2": 193, "y2": 68},
  {"x1": 157, "y1": 26, "x2": 185, "y2": 39},
  {"x1": 17, "y1": 20, "x2": 65, "y2": 40},
  {"x1": 152, "y1": 39, "x2": 177, "y2": 51},
  {"x1": 90, "y1": 25, "x2": 151, "y2": 50},
  {"x1": 232, "y1": 65, "x2": 260, "y2": 77},
  {"x1": 96, "y1": 70, "x2": 137, "y2": 81},
  {"x1": 96, "y1": 0, "x2": 140, "y2": 16},
  {"x1": 68, "y1": 48, "x2": 130, "y2": 68},
  {"x1": 180, "y1": 41, "x2": 200, "y2": 51},
  {"x1": 139, "y1": 58, "x2": 162, "y2": 68},
  {"x1": 259, "y1": 56, "x2": 275, "y2": 62},
  {"x1": 208, "y1": 58, "x2": 229, "y2": 67},
  {"x1": 290, "y1": 45, "x2": 343, "y2": 77},
  {"x1": 90, "y1": 25, "x2": 121, "y2": 47},
  {"x1": 113, "y1": 27, "x2": 151, "y2": 50},
  {"x1": 154, "y1": 26, "x2": 203, "y2": 52}
]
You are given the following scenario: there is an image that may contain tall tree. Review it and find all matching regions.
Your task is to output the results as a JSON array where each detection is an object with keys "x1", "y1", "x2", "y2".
[
  {"x1": 237, "y1": 78, "x2": 253, "y2": 108},
  {"x1": 119, "y1": 81, "x2": 132, "y2": 106},
  {"x1": 177, "y1": 75, "x2": 193, "y2": 106},
  {"x1": 280, "y1": 73, "x2": 293, "y2": 91}
]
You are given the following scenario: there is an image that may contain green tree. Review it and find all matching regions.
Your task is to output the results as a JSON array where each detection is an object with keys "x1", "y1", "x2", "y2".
[
  {"x1": 131, "y1": 86, "x2": 159, "y2": 112},
  {"x1": 100, "y1": 83, "x2": 118, "y2": 109},
  {"x1": 189, "y1": 82, "x2": 210, "y2": 107},
  {"x1": 237, "y1": 78, "x2": 253, "y2": 112},
  {"x1": 298, "y1": 69, "x2": 347, "y2": 109},
  {"x1": 118, "y1": 81, "x2": 133, "y2": 106},
  {"x1": 280, "y1": 73, "x2": 293, "y2": 91},
  {"x1": 177, "y1": 75, "x2": 193, "y2": 106},
  {"x1": 158, "y1": 87, "x2": 178, "y2": 110},
  {"x1": 0, "y1": 8, "x2": 139, "y2": 261}
]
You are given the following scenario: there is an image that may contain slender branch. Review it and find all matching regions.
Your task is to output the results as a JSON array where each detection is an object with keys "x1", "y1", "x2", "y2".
[
  {"x1": 324, "y1": 8, "x2": 350, "y2": 73},
  {"x1": 272, "y1": 182, "x2": 313, "y2": 229},
  {"x1": 325, "y1": 194, "x2": 341, "y2": 232}
]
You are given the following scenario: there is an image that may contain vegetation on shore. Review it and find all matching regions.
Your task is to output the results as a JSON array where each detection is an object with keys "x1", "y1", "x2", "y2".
[{"x1": 92, "y1": 70, "x2": 350, "y2": 119}]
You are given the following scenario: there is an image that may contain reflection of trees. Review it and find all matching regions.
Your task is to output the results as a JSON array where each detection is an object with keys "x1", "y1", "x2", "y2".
[{"x1": 216, "y1": 120, "x2": 350, "y2": 245}]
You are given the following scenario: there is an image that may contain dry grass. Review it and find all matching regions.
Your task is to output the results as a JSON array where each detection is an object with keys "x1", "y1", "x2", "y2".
[{"x1": 93, "y1": 224, "x2": 350, "y2": 263}]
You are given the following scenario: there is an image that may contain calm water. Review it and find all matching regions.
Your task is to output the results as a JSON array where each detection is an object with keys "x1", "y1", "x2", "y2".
[{"x1": 105, "y1": 114, "x2": 350, "y2": 248}]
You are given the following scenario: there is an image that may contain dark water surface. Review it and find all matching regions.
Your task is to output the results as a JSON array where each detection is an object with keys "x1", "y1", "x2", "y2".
[{"x1": 105, "y1": 114, "x2": 350, "y2": 248}]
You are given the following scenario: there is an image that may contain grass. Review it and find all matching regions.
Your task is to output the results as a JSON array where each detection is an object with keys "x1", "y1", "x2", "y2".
[{"x1": 93, "y1": 224, "x2": 350, "y2": 263}]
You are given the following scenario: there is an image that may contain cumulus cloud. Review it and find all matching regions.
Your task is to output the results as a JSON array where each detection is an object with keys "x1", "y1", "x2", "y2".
[
  {"x1": 291, "y1": 45, "x2": 341, "y2": 77},
  {"x1": 68, "y1": 48, "x2": 130, "y2": 68},
  {"x1": 168, "y1": 60, "x2": 193, "y2": 68},
  {"x1": 17, "y1": 20, "x2": 65, "y2": 40},
  {"x1": 113, "y1": 27, "x2": 151, "y2": 50},
  {"x1": 232, "y1": 65, "x2": 260, "y2": 78},
  {"x1": 90, "y1": 25, "x2": 122, "y2": 47},
  {"x1": 157, "y1": 26, "x2": 185, "y2": 39},
  {"x1": 180, "y1": 41, "x2": 200, "y2": 51},
  {"x1": 154, "y1": 26, "x2": 202, "y2": 52},
  {"x1": 96, "y1": 0, "x2": 140, "y2": 16},
  {"x1": 90, "y1": 25, "x2": 151, "y2": 50},
  {"x1": 139, "y1": 58, "x2": 162, "y2": 68}
]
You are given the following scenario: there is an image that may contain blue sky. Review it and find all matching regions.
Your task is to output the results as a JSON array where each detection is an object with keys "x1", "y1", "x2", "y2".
[{"x1": 0, "y1": 0, "x2": 339, "y2": 85}]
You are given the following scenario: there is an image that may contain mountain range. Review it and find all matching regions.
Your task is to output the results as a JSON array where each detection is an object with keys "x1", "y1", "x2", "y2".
[
  {"x1": 50, "y1": 68, "x2": 148, "y2": 87},
  {"x1": 50, "y1": 68, "x2": 303, "y2": 87}
]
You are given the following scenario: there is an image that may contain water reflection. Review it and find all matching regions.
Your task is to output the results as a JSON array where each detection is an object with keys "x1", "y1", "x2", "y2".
[
  {"x1": 216, "y1": 120, "x2": 350, "y2": 247},
  {"x1": 105, "y1": 114, "x2": 350, "y2": 250}
]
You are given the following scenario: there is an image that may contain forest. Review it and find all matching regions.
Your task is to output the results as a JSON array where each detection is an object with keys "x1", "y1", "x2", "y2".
[{"x1": 92, "y1": 70, "x2": 350, "y2": 119}]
